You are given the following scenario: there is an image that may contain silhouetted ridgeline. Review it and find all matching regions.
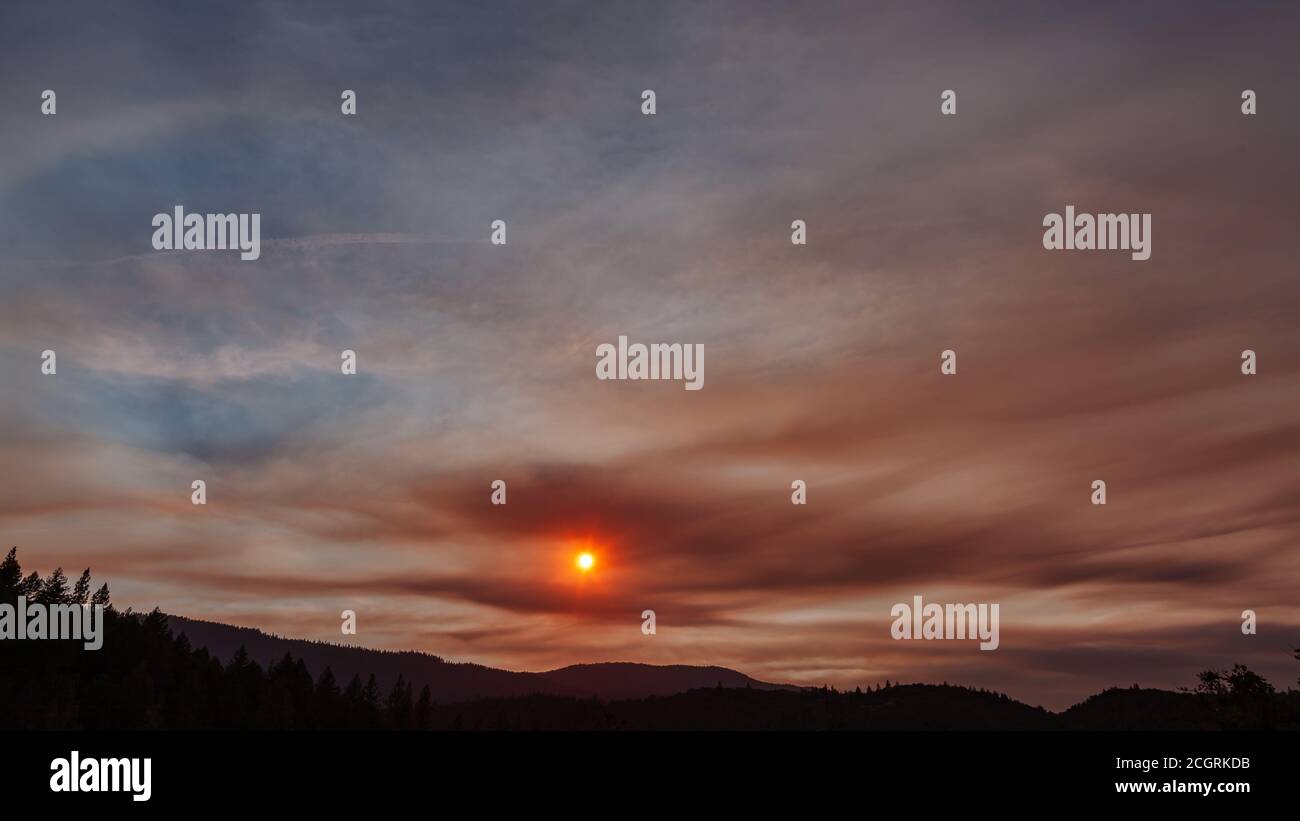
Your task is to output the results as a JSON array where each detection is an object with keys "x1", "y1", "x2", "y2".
[
  {"x1": 165, "y1": 615, "x2": 791, "y2": 702},
  {"x1": 3, "y1": 550, "x2": 1299, "y2": 730}
]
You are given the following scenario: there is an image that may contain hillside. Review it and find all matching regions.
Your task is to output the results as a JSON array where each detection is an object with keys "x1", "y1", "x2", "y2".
[
  {"x1": 540, "y1": 662, "x2": 795, "y2": 699},
  {"x1": 167, "y1": 615, "x2": 790, "y2": 703},
  {"x1": 422, "y1": 683, "x2": 1057, "y2": 730}
]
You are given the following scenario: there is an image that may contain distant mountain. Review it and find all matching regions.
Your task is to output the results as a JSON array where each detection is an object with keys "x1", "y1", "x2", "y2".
[
  {"x1": 542, "y1": 662, "x2": 795, "y2": 699},
  {"x1": 166, "y1": 615, "x2": 793, "y2": 703}
]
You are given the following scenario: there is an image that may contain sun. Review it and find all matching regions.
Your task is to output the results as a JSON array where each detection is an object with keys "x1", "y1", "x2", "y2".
[{"x1": 575, "y1": 552, "x2": 595, "y2": 572}]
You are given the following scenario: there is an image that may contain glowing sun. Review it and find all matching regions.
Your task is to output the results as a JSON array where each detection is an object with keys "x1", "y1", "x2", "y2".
[{"x1": 576, "y1": 552, "x2": 595, "y2": 572}]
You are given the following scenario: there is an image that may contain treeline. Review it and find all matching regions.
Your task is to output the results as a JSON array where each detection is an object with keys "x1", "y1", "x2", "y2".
[
  {"x1": 1, "y1": 548, "x2": 432, "y2": 730},
  {"x1": 0, "y1": 547, "x2": 110, "y2": 608},
  {"x1": 3, "y1": 548, "x2": 1299, "y2": 730}
]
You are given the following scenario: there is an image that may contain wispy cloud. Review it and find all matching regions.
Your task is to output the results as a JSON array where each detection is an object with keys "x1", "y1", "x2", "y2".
[{"x1": 2, "y1": 0, "x2": 1298, "y2": 708}]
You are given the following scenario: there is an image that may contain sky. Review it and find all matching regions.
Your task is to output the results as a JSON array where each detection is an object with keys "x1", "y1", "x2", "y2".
[{"x1": 1, "y1": 0, "x2": 1298, "y2": 710}]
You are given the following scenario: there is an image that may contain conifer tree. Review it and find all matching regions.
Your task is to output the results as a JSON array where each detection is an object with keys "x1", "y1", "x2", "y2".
[
  {"x1": 36, "y1": 567, "x2": 70, "y2": 604},
  {"x1": 0, "y1": 548, "x2": 21, "y2": 596},
  {"x1": 385, "y1": 675, "x2": 413, "y2": 730},
  {"x1": 91, "y1": 583, "x2": 112, "y2": 608},
  {"x1": 17, "y1": 571, "x2": 41, "y2": 597},
  {"x1": 315, "y1": 667, "x2": 341, "y2": 728},
  {"x1": 414, "y1": 685, "x2": 433, "y2": 731},
  {"x1": 361, "y1": 674, "x2": 382, "y2": 727},
  {"x1": 343, "y1": 674, "x2": 365, "y2": 729},
  {"x1": 72, "y1": 568, "x2": 92, "y2": 605}
]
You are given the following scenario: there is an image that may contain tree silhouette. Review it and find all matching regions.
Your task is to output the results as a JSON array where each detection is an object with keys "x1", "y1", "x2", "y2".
[
  {"x1": 18, "y1": 571, "x2": 41, "y2": 598},
  {"x1": 71, "y1": 569, "x2": 92, "y2": 605},
  {"x1": 4, "y1": 546, "x2": 1298, "y2": 732},
  {"x1": 35, "y1": 567, "x2": 70, "y2": 604},
  {"x1": 342, "y1": 674, "x2": 365, "y2": 729},
  {"x1": 361, "y1": 674, "x2": 382, "y2": 727},
  {"x1": 1196, "y1": 664, "x2": 1274, "y2": 698},
  {"x1": 414, "y1": 685, "x2": 433, "y2": 731},
  {"x1": 0, "y1": 548, "x2": 21, "y2": 595},
  {"x1": 385, "y1": 675, "x2": 413, "y2": 729}
]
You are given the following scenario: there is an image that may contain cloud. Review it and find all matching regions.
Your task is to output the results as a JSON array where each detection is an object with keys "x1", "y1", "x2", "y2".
[{"x1": 2, "y1": 0, "x2": 1298, "y2": 709}]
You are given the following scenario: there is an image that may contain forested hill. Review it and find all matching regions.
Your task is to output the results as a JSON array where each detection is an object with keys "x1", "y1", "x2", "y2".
[{"x1": 167, "y1": 615, "x2": 793, "y2": 703}]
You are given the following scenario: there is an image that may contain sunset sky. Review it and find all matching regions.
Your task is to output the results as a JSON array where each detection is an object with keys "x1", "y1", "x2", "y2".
[{"x1": 2, "y1": 1, "x2": 1298, "y2": 709}]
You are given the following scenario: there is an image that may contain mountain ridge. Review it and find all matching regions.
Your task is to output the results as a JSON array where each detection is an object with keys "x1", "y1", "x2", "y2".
[{"x1": 166, "y1": 614, "x2": 795, "y2": 703}]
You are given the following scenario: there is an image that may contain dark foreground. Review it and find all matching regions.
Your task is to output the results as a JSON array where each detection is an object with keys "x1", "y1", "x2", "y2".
[{"x1": 4, "y1": 550, "x2": 1299, "y2": 731}]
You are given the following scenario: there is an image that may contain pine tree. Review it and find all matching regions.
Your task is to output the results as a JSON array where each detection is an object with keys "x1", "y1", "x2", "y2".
[
  {"x1": 343, "y1": 674, "x2": 365, "y2": 729},
  {"x1": 143, "y1": 608, "x2": 169, "y2": 636},
  {"x1": 361, "y1": 674, "x2": 382, "y2": 727},
  {"x1": 17, "y1": 571, "x2": 41, "y2": 597},
  {"x1": 385, "y1": 675, "x2": 413, "y2": 730},
  {"x1": 343, "y1": 674, "x2": 363, "y2": 701},
  {"x1": 315, "y1": 667, "x2": 341, "y2": 728},
  {"x1": 316, "y1": 667, "x2": 340, "y2": 698},
  {"x1": 72, "y1": 569, "x2": 92, "y2": 605},
  {"x1": 414, "y1": 685, "x2": 433, "y2": 731},
  {"x1": 91, "y1": 583, "x2": 112, "y2": 608},
  {"x1": 0, "y1": 548, "x2": 21, "y2": 596},
  {"x1": 36, "y1": 567, "x2": 70, "y2": 604}
]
